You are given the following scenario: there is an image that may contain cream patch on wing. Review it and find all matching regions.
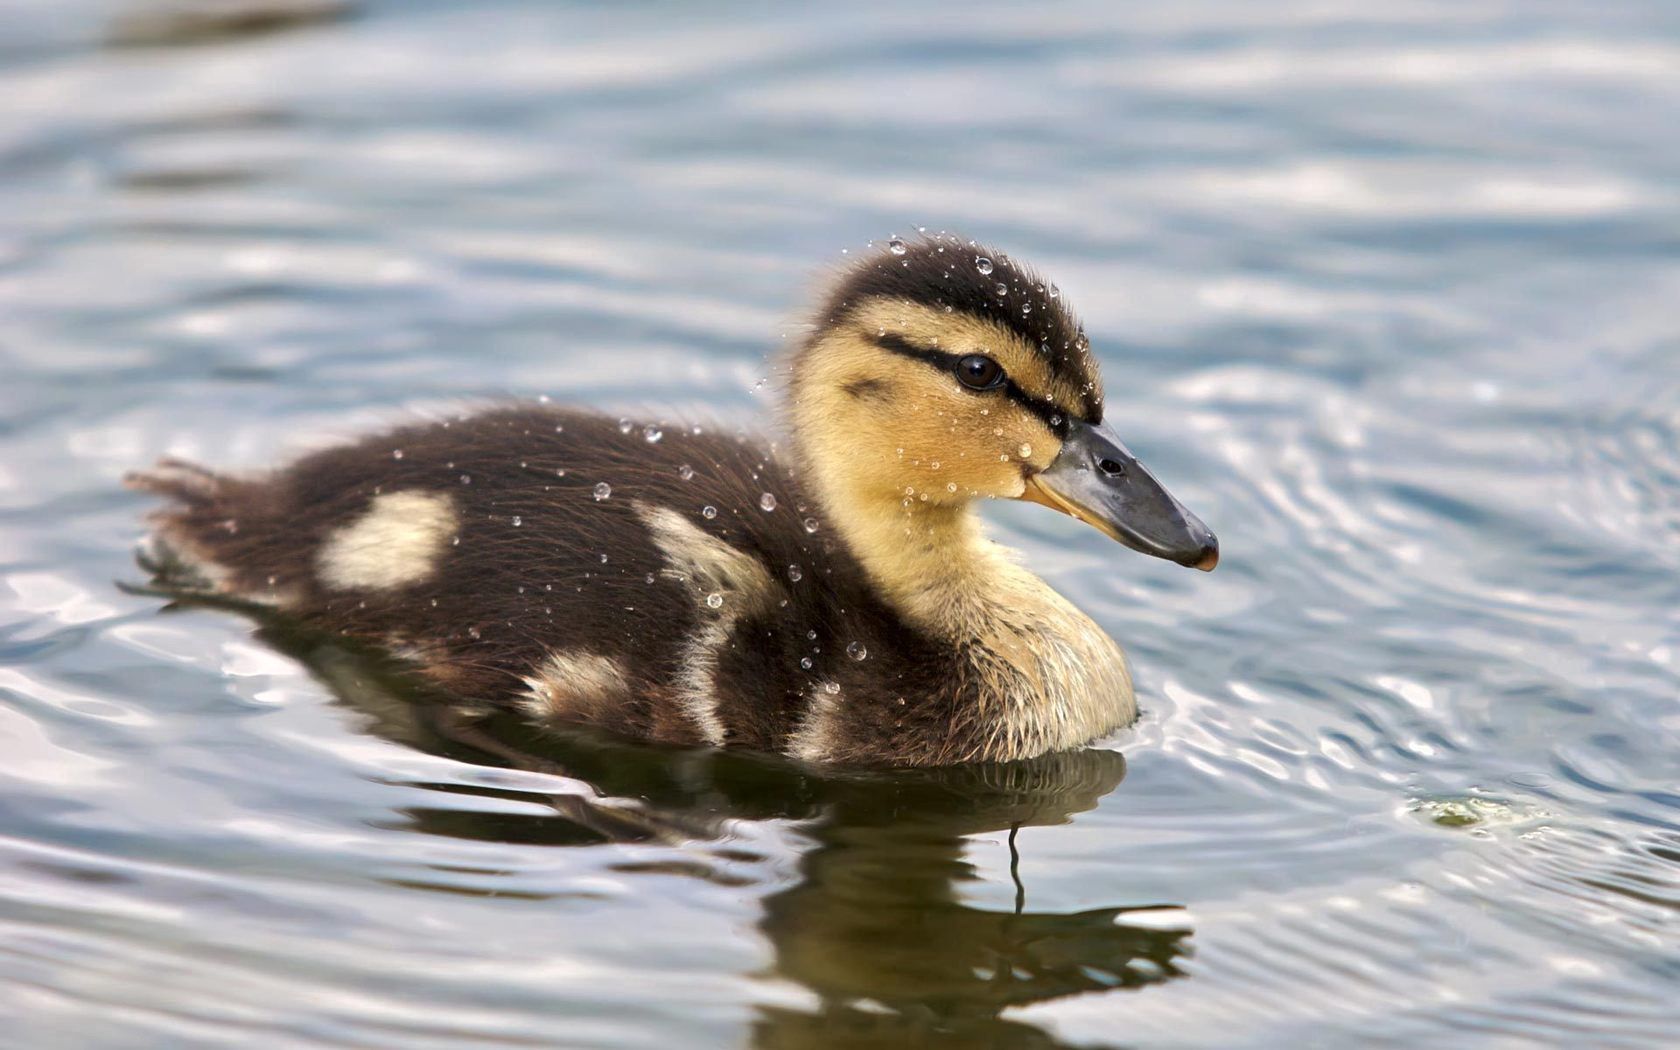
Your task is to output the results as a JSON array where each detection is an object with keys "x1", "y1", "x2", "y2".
[
  {"x1": 787, "y1": 684, "x2": 842, "y2": 763},
  {"x1": 520, "y1": 650, "x2": 633, "y2": 724},
  {"x1": 634, "y1": 502, "x2": 777, "y2": 746},
  {"x1": 317, "y1": 490, "x2": 456, "y2": 592}
]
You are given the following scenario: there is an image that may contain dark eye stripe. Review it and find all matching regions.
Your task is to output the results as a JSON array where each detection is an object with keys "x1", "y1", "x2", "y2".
[{"x1": 871, "y1": 333, "x2": 1072, "y2": 436}]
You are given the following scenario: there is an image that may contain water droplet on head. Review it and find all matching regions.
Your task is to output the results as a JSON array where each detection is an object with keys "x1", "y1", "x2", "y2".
[
  {"x1": 887, "y1": 237, "x2": 907, "y2": 255},
  {"x1": 511, "y1": 515, "x2": 522, "y2": 526},
  {"x1": 554, "y1": 423, "x2": 564, "y2": 434},
  {"x1": 975, "y1": 256, "x2": 994, "y2": 275},
  {"x1": 823, "y1": 681, "x2": 840, "y2": 695},
  {"x1": 643, "y1": 425, "x2": 663, "y2": 443},
  {"x1": 846, "y1": 641, "x2": 868, "y2": 661},
  {"x1": 807, "y1": 630, "x2": 818, "y2": 640},
  {"x1": 1048, "y1": 284, "x2": 1059, "y2": 299},
  {"x1": 459, "y1": 474, "x2": 472, "y2": 485},
  {"x1": 592, "y1": 482, "x2": 612, "y2": 501},
  {"x1": 1021, "y1": 302, "x2": 1032, "y2": 316},
  {"x1": 391, "y1": 449, "x2": 404, "y2": 460},
  {"x1": 705, "y1": 592, "x2": 723, "y2": 609},
  {"x1": 617, "y1": 418, "x2": 633, "y2": 434},
  {"x1": 759, "y1": 492, "x2": 777, "y2": 512},
  {"x1": 787, "y1": 564, "x2": 803, "y2": 582},
  {"x1": 702, "y1": 505, "x2": 718, "y2": 519},
  {"x1": 995, "y1": 282, "x2": 1008, "y2": 297},
  {"x1": 802, "y1": 517, "x2": 820, "y2": 533},
  {"x1": 678, "y1": 464, "x2": 694, "y2": 481},
  {"x1": 800, "y1": 656, "x2": 813, "y2": 670},
  {"x1": 946, "y1": 482, "x2": 957, "y2": 492},
  {"x1": 1018, "y1": 443, "x2": 1033, "y2": 459}
]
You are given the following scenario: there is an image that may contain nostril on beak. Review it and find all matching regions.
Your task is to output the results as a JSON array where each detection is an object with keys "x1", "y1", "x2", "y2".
[{"x1": 1098, "y1": 458, "x2": 1126, "y2": 478}]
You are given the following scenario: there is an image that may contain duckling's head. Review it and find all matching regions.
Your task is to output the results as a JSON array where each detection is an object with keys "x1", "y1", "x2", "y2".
[{"x1": 790, "y1": 235, "x2": 1217, "y2": 570}]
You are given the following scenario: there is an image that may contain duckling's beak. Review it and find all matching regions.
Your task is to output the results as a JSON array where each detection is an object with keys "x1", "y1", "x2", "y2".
[{"x1": 1022, "y1": 420, "x2": 1219, "y2": 571}]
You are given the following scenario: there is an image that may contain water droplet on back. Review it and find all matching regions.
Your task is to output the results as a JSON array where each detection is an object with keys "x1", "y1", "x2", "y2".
[
  {"x1": 592, "y1": 482, "x2": 611, "y2": 501},
  {"x1": 787, "y1": 564, "x2": 803, "y2": 582},
  {"x1": 643, "y1": 425, "x2": 663, "y2": 443},
  {"x1": 511, "y1": 515, "x2": 522, "y2": 526},
  {"x1": 702, "y1": 505, "x2": 718, "y2": 519},
  {"x1": 759, "y1": 492, "x2": 777, "y2": 512},
  {"x1": 391, "y1": 449, "x2": 404, "y2": 460},
  {"x1": 887, "y1": 237, "x2": 907, "y2": 255},
  {"x1": 846, "y1": 641, "x2": 868, "y2": 661},
  {"x1": 974, "y1": 256, "x2": 994, "y2": 275},
  {"x1": 678, "y1": 464, "x2": 694, "y2": 481},
  {"x1": 617, "y1": 418, "x2": 633, "y2": 434},
  {"x1": 705, "y1": 592, "x2": 724, "y2": 609}
]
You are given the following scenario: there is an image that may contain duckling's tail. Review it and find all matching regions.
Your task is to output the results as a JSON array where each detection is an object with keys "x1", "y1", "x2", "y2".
[{"x1": 125, "y1": 458, "x2": 259, "y2": 599}]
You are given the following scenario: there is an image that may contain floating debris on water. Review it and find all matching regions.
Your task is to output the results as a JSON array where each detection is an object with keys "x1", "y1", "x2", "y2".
[{"x1": 107, "y1": 0, "x2": 354, "y2": 48}]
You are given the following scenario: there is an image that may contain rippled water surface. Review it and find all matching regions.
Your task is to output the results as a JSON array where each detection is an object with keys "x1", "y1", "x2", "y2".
[{"x1": 2, "y1": 1, "x2": 1678, "y2": 1046}]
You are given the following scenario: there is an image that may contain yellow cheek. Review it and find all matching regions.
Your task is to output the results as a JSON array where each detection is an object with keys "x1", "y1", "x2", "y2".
[{"x1": 893, "y1": 401, "x2": 1062, "y2": 500}]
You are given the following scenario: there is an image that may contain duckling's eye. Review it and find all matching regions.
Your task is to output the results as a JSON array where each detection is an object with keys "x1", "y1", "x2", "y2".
[{"x1": 955, "y1": 354, "x2": 1005, "y2": 391}]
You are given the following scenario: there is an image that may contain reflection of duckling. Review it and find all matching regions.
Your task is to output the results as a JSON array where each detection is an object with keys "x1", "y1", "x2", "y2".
[
  {"x1": 128, "y1": 234, "x2": 1217, "y2": 767},
  {"x1": 757, "y1": 750, "x2": 1190, "y2": 1041}
]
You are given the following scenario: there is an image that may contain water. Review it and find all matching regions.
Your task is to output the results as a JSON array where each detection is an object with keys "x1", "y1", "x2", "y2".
[{"x1": 2, "y1": 1, "x2": 1677, "y2": 1046}]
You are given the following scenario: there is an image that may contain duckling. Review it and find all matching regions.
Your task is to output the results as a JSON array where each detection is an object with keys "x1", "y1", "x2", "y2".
[{"x1": 128, "y1": 235, "x2": 1217, "y2": 767}]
